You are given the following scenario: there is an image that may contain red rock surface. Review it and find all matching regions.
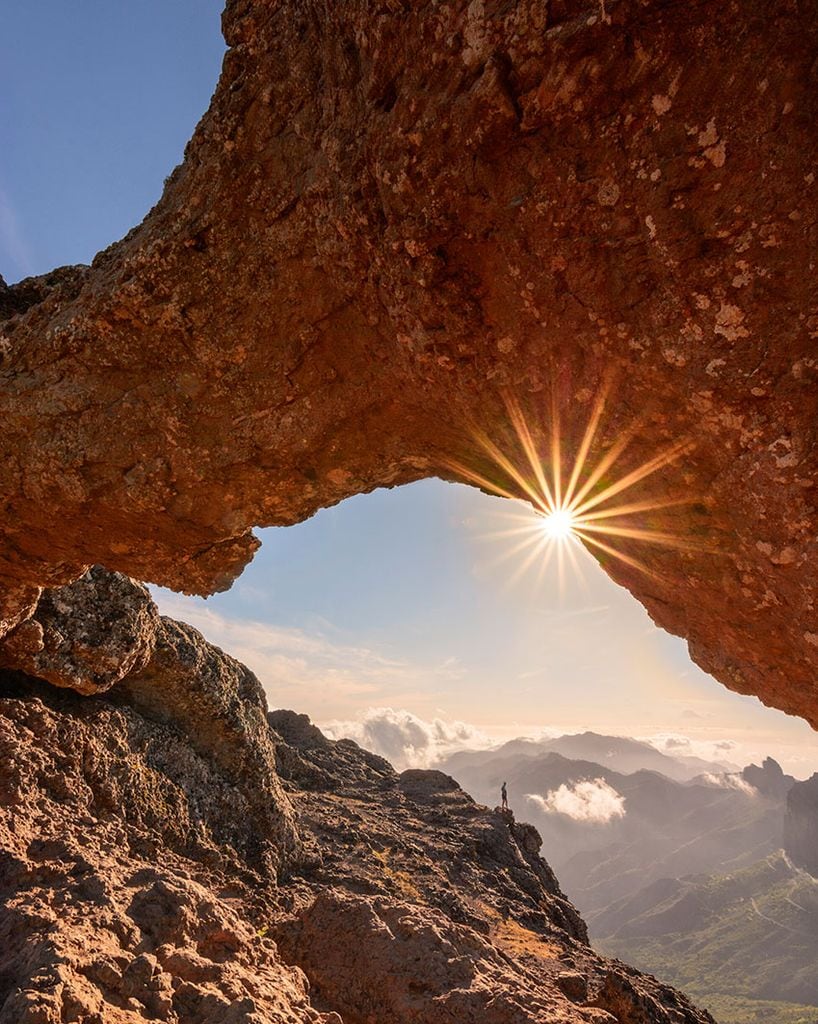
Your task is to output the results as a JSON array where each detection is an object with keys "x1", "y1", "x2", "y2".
[
  {"x1": 1, "y1": 568, "x2": 301, "y2": 875},
  {"x1": 0, "y1": 683, "x2": 331, "y2": 1024},
  {"x1": 0, "y1": 0, "x2": 817, "y2": 725}
]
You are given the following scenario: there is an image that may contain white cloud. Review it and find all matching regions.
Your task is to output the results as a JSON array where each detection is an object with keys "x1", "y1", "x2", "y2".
[
  {"x1": 526, "y1": 779, "x2": 626, "y2": 824},
  {"x1": 662, "y1": 736, "x2": 691, "y2": 750},
  {"x1": 153, "y1": 594, "x2": 465, "y2": 715},
  {"x1": 322, "y1": 707, "x2": 491, "y2": 770},
  {"x1": 699, "y1": 772, "x2": 756, "y2": 795},
  {"x1": 644, "y1": 732, "x2": 739, "y2": 764}
]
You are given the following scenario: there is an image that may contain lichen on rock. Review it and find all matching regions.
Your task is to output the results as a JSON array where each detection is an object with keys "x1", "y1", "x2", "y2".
[{"x1": 0, "y1": 566, "x2": 158, "y2": 695}]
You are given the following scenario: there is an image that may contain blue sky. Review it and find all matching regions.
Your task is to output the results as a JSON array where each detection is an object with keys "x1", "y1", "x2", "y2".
[
  {"x1": 4, "y1": 2, "x2": 818, "y2": 775},
  {"x1": 1, "y1": 1, "x2": 225, "y2": 279}
]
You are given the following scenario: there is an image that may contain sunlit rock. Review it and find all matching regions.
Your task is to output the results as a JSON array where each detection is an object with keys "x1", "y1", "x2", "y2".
[{"x1": 0, "y1": 0, "x2": 815, "y2": 725}]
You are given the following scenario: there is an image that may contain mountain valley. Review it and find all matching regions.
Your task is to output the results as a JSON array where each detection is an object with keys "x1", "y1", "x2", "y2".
[{"x1": 439, "y1": 736, "x2": 818, "y2": 1023}]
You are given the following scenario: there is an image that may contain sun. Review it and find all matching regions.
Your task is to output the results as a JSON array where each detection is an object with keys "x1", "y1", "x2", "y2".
[
  {"x1": 541, "y1": 508, "x2": 575, "y2": 541},
  {"x1": 443, "y1": 378, "x2": 700, "y2": 588}
]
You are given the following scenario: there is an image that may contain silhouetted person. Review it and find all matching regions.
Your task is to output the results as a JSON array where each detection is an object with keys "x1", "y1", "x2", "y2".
[{"x1": 501, "y1": 781, "x2": 508, "y2": 811}]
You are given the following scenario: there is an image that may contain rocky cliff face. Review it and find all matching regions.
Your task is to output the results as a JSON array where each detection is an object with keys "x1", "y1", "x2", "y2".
[
  {"x1": 0, "y1": 0, "x2": 817, "y2": 730},
  {"x1": 0, "y1": 567, "x2": 300, "y2": 876},
  {"x1": 0, "y1": 676, "x2": 323, "y2": 1024},
  {"x1": 0, "y1": 569, "x2": 715, "y2": 1023},
  {"x1": 740, "y1": 757, "x2": 794, "y2": 800},
  {"x1": 784, "y1": 774, "x2": 818, "y2": 878}
]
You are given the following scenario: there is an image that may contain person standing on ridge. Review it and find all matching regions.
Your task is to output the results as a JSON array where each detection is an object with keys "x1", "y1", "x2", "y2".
[{"x1": 501, "y1": 781, "x2": 508, "y2": 811}]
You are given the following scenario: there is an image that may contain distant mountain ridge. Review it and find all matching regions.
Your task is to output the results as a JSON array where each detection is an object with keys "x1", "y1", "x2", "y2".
[
  {"x1": 440, "y1": 746, "x2": 789, "y2": 918},
  {"x1": 784, "y1": 773, "x2": 818, "y2": 876},
  {"x1": 442, "y1": 730, "x2": 738, "y2": 783}
]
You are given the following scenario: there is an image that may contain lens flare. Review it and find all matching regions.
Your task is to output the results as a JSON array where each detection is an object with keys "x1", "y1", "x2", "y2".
[
  {"x1": 443, "y1": 380, "x2": 701, "y2": 588},
  {"x1": 541, "y1": 508, "x2": 575, "y2": 540}
]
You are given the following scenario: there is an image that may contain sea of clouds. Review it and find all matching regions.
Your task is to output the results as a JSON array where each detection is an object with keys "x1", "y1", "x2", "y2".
[{"x1": 646, "y1": 732, "x2": 740, "y2": 766}]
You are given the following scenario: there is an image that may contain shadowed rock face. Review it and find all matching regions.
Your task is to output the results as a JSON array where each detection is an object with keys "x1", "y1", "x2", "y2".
[
  {"x1": 784, "y1": 774, "x2": 818, "y2": 878},
  {"x1": 0, "y1": 681, "x2": 331, "y2": 1024},
  {"x1": 0, "y1": 6, "x2": 816, "y2": 715},
  {"x1": 1, "y1": 568, "x2": 301, "y2": 877}
]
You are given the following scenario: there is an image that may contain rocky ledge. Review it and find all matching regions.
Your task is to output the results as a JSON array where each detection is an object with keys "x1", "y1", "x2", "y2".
[{"x1": 0, "y1": 569, "x2": 714, "y2": 1023}]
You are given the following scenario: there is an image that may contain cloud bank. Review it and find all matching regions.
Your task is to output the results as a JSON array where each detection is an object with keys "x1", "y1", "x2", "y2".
[
  {"x1": 646, "y1": 732, "x2": 740, "y2": 765},
  {"x1": 526, "y1": 779, "x2": 626, "y2": 823},
  {"x1": 322, "y1": 707, "x2": 490, "y2": 770},
  {"x1": 698, "y1": 772, "x2": 757, "y2": 795}
]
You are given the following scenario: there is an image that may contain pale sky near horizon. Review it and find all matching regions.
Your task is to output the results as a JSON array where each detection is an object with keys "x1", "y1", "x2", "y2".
[{"x1": 4, "y1": 2, "x2": 818, "y2": 777}]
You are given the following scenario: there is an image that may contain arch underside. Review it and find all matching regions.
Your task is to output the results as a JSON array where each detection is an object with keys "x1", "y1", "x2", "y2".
[{"x1": 0, "y1": 0, "x2": 816, "y2": 724}]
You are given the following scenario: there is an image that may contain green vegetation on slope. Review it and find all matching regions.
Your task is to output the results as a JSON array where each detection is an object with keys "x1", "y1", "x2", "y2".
[
  {"x1": 695, "y1": 994, "x2": 818, "y2": 1024},
  {"x1": 597, "y1": 852, "x2": 818, "y2": 1023}
]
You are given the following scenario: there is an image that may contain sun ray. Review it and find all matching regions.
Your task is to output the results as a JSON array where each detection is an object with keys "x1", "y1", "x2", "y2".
[
  {"x1": 442, "y1": 457, "x2": 521, "y2": 504},
  {"x1": 557, "y1": 530, "x2": 566, "y2": 596},
  {"x1": 534, "y1": 538, "x2": 558, "y2": 590},
  {"x1": 574, "y1": 496, "x2": 692, "y2": 524},
  {"x1": 565, "y1": 427, "x2": 636, "y2": 515},
  {"x1": 479, "y1": 523, "x2": 552, "y2": 542},
  {"x1": 505, "y1": 397, "x2": 556, "y2": 512},
  {"x1": 474, "y1": 431, "x2": 551, "y2": 514},
  {"x1": 576, "y1": 521, "x2": 699, "y2": 549},
  {"x1": 550, "y1": 389, "x2": 562, "y2": 511},
  {"x1": 563, "y1": 533, "x2": 591, "y2": 594},
  {"x1": 483, "y1": 530, "x2": 546, "y2": 569},
  {"x1": 573, "y1": 528, "x2": 665, "y2": 582},
  {"x1": 447, "y1": 381, "x2": 700, "y2": 590},
  {"x1": 506, "y1": 534, "x2": 551, "y2": 590},
  {"x1": 562, "y1": 382, "x2": 609, "y2": 509},
  {"x1": 504, "y1": 528, "x2": 550, "y2": 553},
  {"x1": 572, "y1": 439, "x2": 692, "y2": 518}
]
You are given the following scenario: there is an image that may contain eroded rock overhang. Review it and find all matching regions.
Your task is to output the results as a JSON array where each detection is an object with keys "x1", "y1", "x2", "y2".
[{"x1": 0, "y1": 0, "x2": 816, "y2": 723}]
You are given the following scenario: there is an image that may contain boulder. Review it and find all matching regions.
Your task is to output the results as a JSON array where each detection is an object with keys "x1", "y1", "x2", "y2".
[{"x1": 0, "y1": 566, "x2": 158, "y2": 695}]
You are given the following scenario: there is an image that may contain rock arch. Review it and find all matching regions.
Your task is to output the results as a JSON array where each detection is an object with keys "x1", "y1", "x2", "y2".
[{"x1": 1, "y1": 0, "x2": 816, "y2": 723}]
